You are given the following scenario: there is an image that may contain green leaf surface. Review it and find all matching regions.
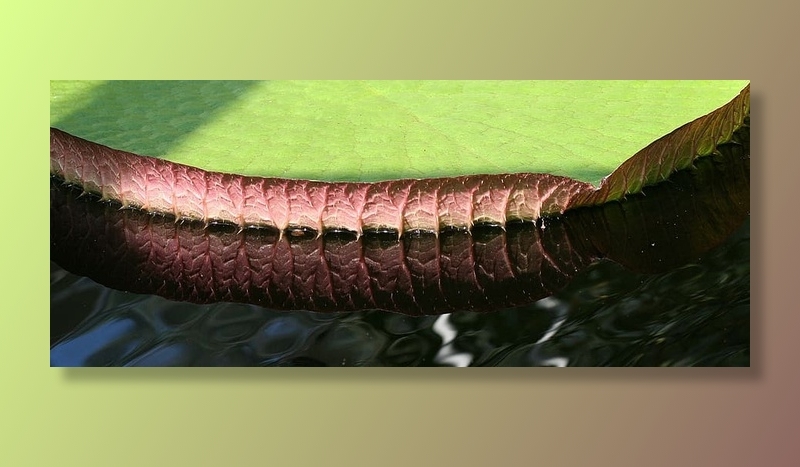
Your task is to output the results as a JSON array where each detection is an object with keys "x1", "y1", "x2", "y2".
[{"x1": 50, "y1": 80, "x2": 749, "y2": 186}]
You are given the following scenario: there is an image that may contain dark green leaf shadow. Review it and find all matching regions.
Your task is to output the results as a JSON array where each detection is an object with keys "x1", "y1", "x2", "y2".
[{"x1": 51, "y1": 80, "x2": 262, "y2": 156}]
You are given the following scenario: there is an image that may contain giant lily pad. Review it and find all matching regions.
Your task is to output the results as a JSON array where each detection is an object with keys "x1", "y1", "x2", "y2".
[
  {"x1": 50, "y1": 81, "x2": 751, "y2": 365},
  {"x1": 50, "y1": 80, "x2": 750, "y2": 186}
]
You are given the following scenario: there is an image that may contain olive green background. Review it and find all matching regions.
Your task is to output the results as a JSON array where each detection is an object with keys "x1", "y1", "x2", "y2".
[{"x1": 3, "y1": 1, "x2": 795, "y2": 466}]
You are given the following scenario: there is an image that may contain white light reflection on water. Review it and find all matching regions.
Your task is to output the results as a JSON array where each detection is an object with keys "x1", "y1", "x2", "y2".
[
  {"x1": 539, "y1": 357, "x2": 568, "y2": 367},
  {"x1": 529, "y1": 297, "x2": 570, "y2": 367},
  {"x1": 432, "y1": 314, "x2": 473, "y2": 367},
  {"x1": 534, "y1": 297, "x2": 568, "y2": 345}
]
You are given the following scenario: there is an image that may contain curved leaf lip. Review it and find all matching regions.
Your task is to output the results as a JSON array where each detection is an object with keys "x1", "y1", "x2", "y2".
[
  {"x1": 568, "y1": 83, "x2": 750, "y2": 209},
  {"x1": 49, "y1": 84, "x2": 749, "y2": 238}
]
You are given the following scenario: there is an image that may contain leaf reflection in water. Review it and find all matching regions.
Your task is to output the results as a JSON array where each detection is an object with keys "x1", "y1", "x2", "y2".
[{"x1": 50, "y1": 214, "x2": 748, "y2": 366}]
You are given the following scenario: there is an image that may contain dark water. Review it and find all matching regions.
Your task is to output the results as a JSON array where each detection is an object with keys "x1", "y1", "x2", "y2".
[{"x1": 50, "y1": 214, "x2": 749, "y2": 367}]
